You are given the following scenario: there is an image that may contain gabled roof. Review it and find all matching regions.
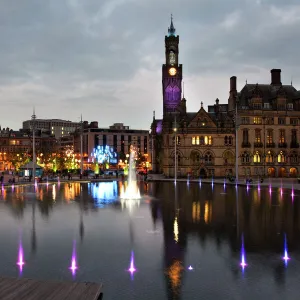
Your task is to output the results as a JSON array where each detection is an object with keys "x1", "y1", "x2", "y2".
[{"x1": 239, "y1": 84, "x2": 298, "y2": 106}]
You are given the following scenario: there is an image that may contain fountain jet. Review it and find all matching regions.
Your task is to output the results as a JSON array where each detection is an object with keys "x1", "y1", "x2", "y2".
[
  {"x1": 69, "y1": 241, "x2": 78, "y2": 277},
  {"x1": 120, "y1": 147, "x2": 141, "y2": 200},
  {"x1": 17, "y1": 241, "x2": 25, "y2": 274},
  {"x1": 240, "y1": 234, "x2": 247, "y2": 272},
  {"x1": 282, "y1": 234, "x2": 290, "y2": 267},
  {"x1": 128, "y1": 251, "x2": 136, "y2": 279}
]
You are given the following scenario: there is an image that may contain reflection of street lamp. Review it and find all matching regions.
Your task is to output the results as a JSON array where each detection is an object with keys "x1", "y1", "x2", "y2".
[{"x1": 173, "y1": 116, "x2": 177, "y2": 183}]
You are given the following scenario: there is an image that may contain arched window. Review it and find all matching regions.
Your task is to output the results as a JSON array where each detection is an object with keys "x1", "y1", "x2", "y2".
[
  {"x1": 253, "y1": 151, "x2": 261, "y2": 163},
  {"x1": 223, "y1": 151, "x2": 234, "y2": 165},
  {"x1": 204, "y1": 152, "x2": 213, "y2": 164},
  {"x1": 265, "y1": 151, "x2": 273, "y2": 163},
  {"x1": 229, "y1": 136, "x2": 233, "y2": 145},
  {"x1": 241, "y1": 152, "x2": 251, "y2": 164},
  {"x1": 290, "y1": 151, "x2": 298, "y2": 164},
  {"x1": 277, "y1": 151, "x2": 286, "y2": 163}
]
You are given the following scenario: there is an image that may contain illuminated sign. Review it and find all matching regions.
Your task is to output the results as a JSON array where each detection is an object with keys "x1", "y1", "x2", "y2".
[{"x1": 91, "y1": 145, "x2": 118, "y2": 164}]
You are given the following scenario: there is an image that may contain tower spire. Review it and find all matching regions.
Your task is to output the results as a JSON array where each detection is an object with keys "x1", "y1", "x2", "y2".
[{"x1": 168, "y1": 14, "x2": 176, "y2": 36}]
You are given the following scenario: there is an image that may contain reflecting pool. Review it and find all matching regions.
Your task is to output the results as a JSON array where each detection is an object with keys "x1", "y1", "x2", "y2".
[{"x1": 0, "y1": 181, "x2": 300, "y2": 299}]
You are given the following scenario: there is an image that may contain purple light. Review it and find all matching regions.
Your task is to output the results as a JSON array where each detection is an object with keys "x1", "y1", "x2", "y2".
[
  {"x1": 17, "y1": 242, "x2": 25, "y2": 273},
  {"x1": 69, "y1": 241, "x2": 78, "y2": 276},
  {"x1": 282, "y1": 234, "x2": 290, "y2": 267},
  {"x1": 269, "y1": 185, "x2": 272, "y2": 195},
  {"x1": 156, "y1": 120, "x2": 162, "y2": 134},
  {"x1": 280, "y1": 188, "x2": 283, "y2": 198},
  {"x1": 199, "y1": 179, "x2": 202, "y2": 187},
  {"x1": 188, "y1": 265, "x2": 193, "y2": 270},
  {"x1": 223, "y1": 179, "x2": 226, "y2": 190},
  {"x1": 128, "y1": 251, "x2": 136, "y2": 279},
  {"x1": 246, "y1": 184, "x2": 249, "y2": 192},
  {"x1": 240, "y1": 235, "x2": 247, "y2": 272},
  {"x1": 211, "y1": 180, "x2": 214, "y2": 189},
  {"x1": 291, "y1": 187, "x2": 295, "y2": 199}
]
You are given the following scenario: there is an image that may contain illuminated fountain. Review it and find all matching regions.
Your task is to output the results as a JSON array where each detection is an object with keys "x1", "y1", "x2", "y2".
[
  {"x1": 17, "y1": 240, "x2": 25, "y2": 274},
  {"x1": 282, "y1": 233, "x2": 290, "y2": 267},
  {"x1": 69, "y1": 241, "x2": 78, "y2": 277},
  {"x1": 127, "y1": 251, "x2": 137, "y2": 280},
  {"x1": 120, "y1": 147, "x2": 141, "y2": 201},
  {"x1": 240, "y1": 234, "x2": 247, "y2": 272}
]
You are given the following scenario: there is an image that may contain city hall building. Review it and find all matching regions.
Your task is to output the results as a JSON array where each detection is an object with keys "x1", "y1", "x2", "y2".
[{"x1": 151, "y1": 18, "x2": 300, "y2": 178}]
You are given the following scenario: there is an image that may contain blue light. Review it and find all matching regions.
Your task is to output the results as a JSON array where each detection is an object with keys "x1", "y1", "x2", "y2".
[{"x1": 91, "y1": 145, "x2": 118, "y2": 164}]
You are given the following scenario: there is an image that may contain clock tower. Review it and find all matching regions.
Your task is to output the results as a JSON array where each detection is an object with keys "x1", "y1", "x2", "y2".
[{"x1": 162, "y1": 15, "x2": 183, "y2": 116}]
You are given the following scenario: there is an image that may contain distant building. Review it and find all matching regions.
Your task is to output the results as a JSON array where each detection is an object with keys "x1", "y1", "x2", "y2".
[
  {"x1": 22, "y1": 119, "x2": 81, "y2": 139},
  {"x1": 74, "y1": 122, "x2": 149, "y2": 165},
  {"x1": 0, "y1": 127, "x2": 57, "y2": 171}
]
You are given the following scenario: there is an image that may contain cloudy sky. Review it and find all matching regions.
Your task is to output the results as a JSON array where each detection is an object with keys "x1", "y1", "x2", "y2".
[{"x1": 1, "y1": 0, "x2": 300, "y2": 131}]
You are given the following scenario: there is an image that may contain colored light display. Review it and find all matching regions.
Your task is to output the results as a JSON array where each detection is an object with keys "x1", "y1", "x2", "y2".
[
  {"x1": 91, "y1": 145, "x2": 118, "y2": 164},
  {"x1": 69, "y1": 241, "x2": 78, "y2": 276},
  {"x1": 128, "y1": 251, "x2": 136, "y2": 280},
  {"x1": 240, "y1": 234, "x2": 247, "y2": 272},
  {"x1": 17, "y1": 241, "x2": 25, "y2": 274},
  {"x1": 283, "y1": 234, "x2": 290, "y2": 267}
]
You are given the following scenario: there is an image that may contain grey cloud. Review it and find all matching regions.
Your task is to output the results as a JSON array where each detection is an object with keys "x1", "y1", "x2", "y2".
[{"x1": 0, "y1": 0, "x2": 300, "y2": 130}]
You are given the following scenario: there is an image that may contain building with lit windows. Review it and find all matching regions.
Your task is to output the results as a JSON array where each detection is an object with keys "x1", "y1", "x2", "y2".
[
  {"x1": 151, "y1": 17, "x2": 300, "y2": 178},
  {"x1": 22, "y1": 119, "x2": 81, "y2": 139},
  {"x1": 73, "y1": 122, "x2": 149, "y2": 167}
]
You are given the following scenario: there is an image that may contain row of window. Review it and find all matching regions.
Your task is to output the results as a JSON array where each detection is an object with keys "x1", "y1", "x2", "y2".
[
  {"x1": 241, "y1": 117, "x2": 298, "y2": 125},
  {"x1": 243, "y1": 129, "x2": 298, "y2": 144},
  {"x1": 241, "y1": 151, "x2": 298, "y2": 163},
  {"x1": 191, "y1": 136, "x2": 213, "y2": 145},
  {"x1": 249, "y1": 103, "x2": 293, "y2": 110}
]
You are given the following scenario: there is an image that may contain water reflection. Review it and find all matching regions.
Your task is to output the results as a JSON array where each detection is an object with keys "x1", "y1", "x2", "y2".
[{"x1": 1, "y1": 181, "x2": 300, "y2": 299}]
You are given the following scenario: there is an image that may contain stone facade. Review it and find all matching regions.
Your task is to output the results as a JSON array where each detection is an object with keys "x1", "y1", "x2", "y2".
[{"x1": 151, "y1": 18, "x2": 300, "y2": 178}]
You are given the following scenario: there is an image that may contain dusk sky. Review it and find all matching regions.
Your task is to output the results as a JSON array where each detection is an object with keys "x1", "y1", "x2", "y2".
[{"x1": 1, "y1": 0, "x2": 300, "y2": 131}]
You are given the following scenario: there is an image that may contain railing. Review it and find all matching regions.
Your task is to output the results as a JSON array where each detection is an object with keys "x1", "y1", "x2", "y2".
[
  {"x1": 266, "y1": 143, "x2": 276, "y2": 148},
  {"x1": 290, "y1": 142, "x2": 299, "y2": 148},
  {"x1": 241, "y1": 142, "x2": 251, "y2": 148},
  {"x1": 254, "y1": 142, "x2": 263, "y2": 148},
  {"x1": 278, "y1": 142, "x2": 287, "y2": 148}
]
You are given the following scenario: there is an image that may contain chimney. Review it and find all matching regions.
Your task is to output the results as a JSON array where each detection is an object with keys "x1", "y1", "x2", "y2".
[
  {"x1": 230, "y1": 76, "x2": 237, "y2": 91},
  {"x1": 271, "y1": 69, "x2": 281, "y2": 85}
]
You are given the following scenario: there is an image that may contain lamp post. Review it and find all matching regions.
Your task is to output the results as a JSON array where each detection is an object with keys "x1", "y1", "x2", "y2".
[
  {"x1": 31, "y1": 109, "x2": 36, "y2": 182},
  {"x1": 235, "y1": 97, "x2": 239, "y2": 183},
  {"x1": 173, "y1": 115, "x2": 177, "y2": 183},
  {"x1": 80, "y1": 115, "x2": 83, "y2": 176}
]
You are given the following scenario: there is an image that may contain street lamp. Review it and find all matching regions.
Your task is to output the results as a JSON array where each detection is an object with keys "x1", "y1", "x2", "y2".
[{"x1": 31, "y1": 109, "x2": 36, "y2": 182}]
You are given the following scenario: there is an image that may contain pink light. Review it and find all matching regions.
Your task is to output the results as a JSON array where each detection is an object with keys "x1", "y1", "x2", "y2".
[
  {"x1": 246, "y1": 184, "x2": 249, "y2": 192},
  {"x1": 128, "y1": 251, "x2": 136, "y2": 279},
  {"x1": 291, "y1": 189, "x2": 295, "y2": 199},
  {"x1": 188, "y1": 265, "x2": 193, "y2": 270},
  {"x1": 240, "y1": 254, "x2": 247, "y2": 270},
  {"x1": 17, "y1": 243, "x2": 25, "y2": 273},
  {"x1": 269, "y1": 185, "x2": 272, "y2": 195},
  {"x1": 240, "y1": 235, "x2": 247, "y2": 272},
  {"x1": 69, "y1": 241, "x2": 78, "y2": 276},
  {"x1": 283, "y1": 234, "x2": 290, "y2": 267},
  {"x1": 280, "y1": 188, "x2": 283, "y2": 197}
]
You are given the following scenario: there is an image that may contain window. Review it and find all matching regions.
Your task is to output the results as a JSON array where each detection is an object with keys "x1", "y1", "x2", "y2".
[
  {"x1": 278, "y1": 117, "x2": 285, "y2": 125},
  {"x1": 204, "y1": 136, "x2": 212, "y2": 145},
  {"x1": 224, "y1": 136, "x2": 233, "y2": 146},
  {"x1": 267, "y1": 129, "x2": 273, "y2": 144},
  {"x1": 266, "y1": 117, "x2": 274, "y2": 125},
  {"x1": 290, "y1": 118, "x2": 298, "y2": 125},
  {"x1": 290, "y1": 152, "x2": 298, "y2": 163},
  {"x1": 255, "y1": 129, "x2": 261, "y2": 143},
  {"x1": 277, "y1": 151, "x2": 286, "y2": 163},
  {"x1": 241, "y1": 152, "x2": 251, "y2": 163},
  {"x1": 253, "y1": 117, "x2": 262, "y2": 124},
  {"x1": 192, "y1": 136, "x2": 200, "y2": 145},
  {"x1": 243, "y1": 129, "x2": 249, "y2": 143},
  {"x1": 264, "y1": 103, "x2": 270, "y2": 109},
  {"x1": 200, "y1": 136, "x2": 204, "y2": 145},
  {"x1": 204, "y1": 152, "x2": 213, "y2": 164},
  {"x1": 253, "y1": 151, "x2": 261, "y2": 163},
  {"x1": 279, "y1": 129, "x2": 285, "y2": 143},
  {"x1": 253, "y1": 103, "x2": 262, "y2": 109},
  {"x1": 287, "y1": 103, "x2": 293, "y2": 110},
  {"x1": 241, "y1": 117, "x2": 250, "y2": 125},
  {"x1": 291, "y1": 129, "x2": 297, "y2": 143},
  {"x1": 266, "y1": 151, "x2": 273, "y2": 163}
]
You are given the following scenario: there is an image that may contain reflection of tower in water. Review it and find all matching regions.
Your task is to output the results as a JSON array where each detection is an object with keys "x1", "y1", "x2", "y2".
[{"x1": 161, "y1": 184, "x2": 186, "y2": 300}]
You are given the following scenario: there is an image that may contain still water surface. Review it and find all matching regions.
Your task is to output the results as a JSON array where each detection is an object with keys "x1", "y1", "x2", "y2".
[{"x1": 0, "y1": 181, "x2": 300, "y2": 300}]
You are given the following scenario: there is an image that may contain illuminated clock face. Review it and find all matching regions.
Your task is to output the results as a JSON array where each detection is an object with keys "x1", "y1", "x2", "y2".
[{"x1": 169, "y1": 67, "x2": 177, "y2": 76}]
